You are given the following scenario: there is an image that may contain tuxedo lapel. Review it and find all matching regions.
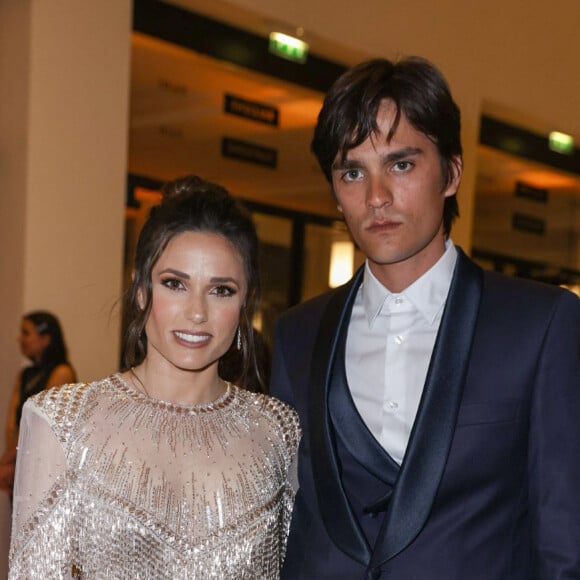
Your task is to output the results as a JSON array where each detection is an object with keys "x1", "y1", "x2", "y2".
[
  {"x1": 371, "y1": 250, "x2": 484, "y2": 568},
  {"x1": 307, "y1": 266, "x2": 372, "y2": 565}
]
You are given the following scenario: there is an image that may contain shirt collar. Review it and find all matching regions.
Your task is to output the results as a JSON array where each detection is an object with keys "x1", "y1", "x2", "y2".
[{"x1": 362, "y1": 240, "x2": 458, "y2": 327}]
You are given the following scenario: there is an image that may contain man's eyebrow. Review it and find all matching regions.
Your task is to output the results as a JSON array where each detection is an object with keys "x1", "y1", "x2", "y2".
[
  {"x1": 331, "y1": 146, "x2": 424, "y2": 170},
  {"x1": 331, "y1": 158, "x2": 363, "y2": 171},
  {"x1": 382, "y1": 146, "x2": 424, "y2": 162}
]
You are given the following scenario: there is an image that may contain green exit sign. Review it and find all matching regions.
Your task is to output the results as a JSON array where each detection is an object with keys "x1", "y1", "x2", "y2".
[
  {"x1": 269, "y1": 32, "x2": 308, "y2": 64},
  {"x1": 549, "y1": 131, "x2": 574, "y2": 155}
]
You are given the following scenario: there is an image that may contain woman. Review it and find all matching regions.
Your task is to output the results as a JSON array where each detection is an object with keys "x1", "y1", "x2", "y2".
[
  {"x1": 0, "y1": 311, "x2": 76, "y2": 495},
  {"x1": 9, "y1": 176, "x2": 300, "y2": 579}
]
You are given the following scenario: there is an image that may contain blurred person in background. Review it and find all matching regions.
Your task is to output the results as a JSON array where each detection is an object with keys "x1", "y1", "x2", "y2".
[{"x1": 0, "y1": 311, "x2": 76, "y2": 495}]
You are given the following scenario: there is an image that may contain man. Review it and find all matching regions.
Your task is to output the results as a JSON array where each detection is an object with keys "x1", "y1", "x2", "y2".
[{"x1": 270, "y1": 56, "x2": 580, "y2": 579}]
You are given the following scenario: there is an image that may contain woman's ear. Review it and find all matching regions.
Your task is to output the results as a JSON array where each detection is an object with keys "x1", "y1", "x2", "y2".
[
  {"x1": 137, "y1": 287, "x2": 146, "y2": 311},
  {"x1": 133, "y1": 271, "x2": 146, "y2": 311}
]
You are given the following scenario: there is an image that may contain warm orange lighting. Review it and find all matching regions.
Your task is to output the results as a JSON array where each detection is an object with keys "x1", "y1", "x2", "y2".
[
  {"x1": 518, "y1": 171, "x2": 578, "y2": 190},
  {"x1": 329, "y1": 241, "x2": 354, "y2": 288},
  {"x1": 135, "y1": 187, "x2": 162, "y2": 203},
  {"x1": 561, "y1": 284, "x2": 580, "y2": 297}
]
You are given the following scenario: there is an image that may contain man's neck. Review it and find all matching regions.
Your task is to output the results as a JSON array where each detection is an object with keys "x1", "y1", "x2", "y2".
[{"x1": 368, "y1": 240, "x2": 449, "y2": 293}]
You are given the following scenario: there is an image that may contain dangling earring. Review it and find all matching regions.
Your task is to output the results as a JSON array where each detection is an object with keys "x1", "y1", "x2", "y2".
[{"x1": 236, "y1": 327, "x2": 242, "y2": 350}]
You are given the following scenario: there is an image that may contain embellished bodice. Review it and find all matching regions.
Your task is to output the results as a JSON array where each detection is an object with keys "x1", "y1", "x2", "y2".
[{"x1": 9, "y1": 375, "x2": 300, "y2": 579}]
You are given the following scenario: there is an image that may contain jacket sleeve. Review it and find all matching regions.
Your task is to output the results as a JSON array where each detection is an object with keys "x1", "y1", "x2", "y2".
[
  {"x1": 529, "y1": 289, "x2": 580, "y2": 579},
  {"x1": 9, "y1": 401, "x2": 71, "y2": 579}
]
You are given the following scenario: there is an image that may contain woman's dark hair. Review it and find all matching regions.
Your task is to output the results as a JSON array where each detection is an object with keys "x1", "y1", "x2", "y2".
[
  {"x1": 122, "y1": 175, "x2": 263, "y2": 390},
  {"x1": 24, "y1": 310, "x2": 70, "y2": 369},
  {"x1": 311, "y1": 56, "x2": 462, "y2": 236}
]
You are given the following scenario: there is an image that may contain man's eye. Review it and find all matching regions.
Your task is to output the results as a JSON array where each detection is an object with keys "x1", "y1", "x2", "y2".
[
  {"x1": 393, "y1": 161, "x2": 413, "y2": 172},
  {"x1": 343, "y1": 169, "x2": 363, "y2": 181}
]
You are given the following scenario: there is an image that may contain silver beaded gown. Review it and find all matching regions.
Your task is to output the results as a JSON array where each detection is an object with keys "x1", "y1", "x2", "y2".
[{"x1": 9, "y1": 374, "x2": 301, "y2": 579}]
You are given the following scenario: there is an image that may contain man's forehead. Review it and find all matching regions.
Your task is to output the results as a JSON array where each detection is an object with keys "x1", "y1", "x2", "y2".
[{"x1": 339, "y1": 100, "x2": 404, "y2": 154}]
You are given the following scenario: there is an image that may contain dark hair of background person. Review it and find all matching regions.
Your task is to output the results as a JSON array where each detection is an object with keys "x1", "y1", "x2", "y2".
[
  {"x1": 311, "y1": 56, "x2": 462, "y2": 236},
  {"x1": 17, "y1": 310, "x2": 72, "y2": 424},
  {"x1": 121, "y1": 175, "x2": 266, "y2": 392}
]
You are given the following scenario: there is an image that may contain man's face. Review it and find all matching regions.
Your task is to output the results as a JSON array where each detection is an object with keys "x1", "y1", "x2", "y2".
[{"x1": 331, "y1": 99, "x2": 461, "y2": 291}]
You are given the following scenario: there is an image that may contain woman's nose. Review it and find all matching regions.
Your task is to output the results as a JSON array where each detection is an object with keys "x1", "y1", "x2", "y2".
[{"x1": 187, "y1": 296, "x2": 208, "y2": 323}]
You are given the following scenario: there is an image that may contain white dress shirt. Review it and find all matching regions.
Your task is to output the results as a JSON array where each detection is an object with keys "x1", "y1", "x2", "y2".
[{"x1": 345, "y1": 241, "x2": 457, "y2": 464}]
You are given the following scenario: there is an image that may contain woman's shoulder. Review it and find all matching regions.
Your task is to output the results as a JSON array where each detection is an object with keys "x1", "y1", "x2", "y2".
[
  {"x1": 28, "y1": 375, "x2": 110, "y2": 415},
  {"x1": 234, "y1": 386, "x2": 301, "y2": 442}
]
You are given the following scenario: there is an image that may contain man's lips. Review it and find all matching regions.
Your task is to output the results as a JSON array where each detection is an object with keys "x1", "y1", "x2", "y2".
[{"x1": 366, "y1": 220, "x2": 401, "y2": 233}]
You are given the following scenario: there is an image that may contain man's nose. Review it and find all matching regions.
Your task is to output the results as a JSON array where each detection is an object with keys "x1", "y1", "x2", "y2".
[{"x1": 366, "y1": 175, "x2": 393, "y2": 209}]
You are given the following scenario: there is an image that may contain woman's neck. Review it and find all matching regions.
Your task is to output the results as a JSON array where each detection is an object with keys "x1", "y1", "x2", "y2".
[{"x1": 128, "y1": 361, "x2": 226, "y2": 406}]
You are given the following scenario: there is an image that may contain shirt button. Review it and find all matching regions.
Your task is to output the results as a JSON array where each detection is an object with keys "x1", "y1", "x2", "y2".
[
  {"x1": 394, "y1": 297, "x2": 403, "y2": 305},
  {"x1": 386, "y1": 400, "x2": 399, "y2": 410},
  {"x1": 394, "y1": 335, "x2": 404, "y2": 345}
]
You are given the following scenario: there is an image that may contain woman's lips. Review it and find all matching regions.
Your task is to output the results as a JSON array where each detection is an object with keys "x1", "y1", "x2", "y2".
[{"x1": 173, "y1": 331, "x2": 211, "y2": 346}]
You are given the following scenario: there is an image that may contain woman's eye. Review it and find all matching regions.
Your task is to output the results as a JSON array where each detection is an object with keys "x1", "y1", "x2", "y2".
[
  {"x1": 211, "y1": 285, "x2": 236, "y2": 297},
  {"x1": 161, "y1": 278, "x2": 185, "y2": 291}
]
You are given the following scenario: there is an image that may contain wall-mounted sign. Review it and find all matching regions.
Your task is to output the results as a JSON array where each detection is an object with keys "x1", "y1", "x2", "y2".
[
  {"x1": 268, "y1": 32, "x2": 309, "y2": 64},
  {"x1": 512, "y1": 212, "x2": 545, "y2": 235},
  {"x1": 224, "y1": 94, "x2": 279, "y2": 127},
  {"x1": 549, "y1": 131, "x2": 574, "y2": 155},
  {"x1": 221, "y1": 137, "x2": 277, "y2": 168},
  {"x1": 515, "y1": 181, "x2": 548, "y2": 203}
]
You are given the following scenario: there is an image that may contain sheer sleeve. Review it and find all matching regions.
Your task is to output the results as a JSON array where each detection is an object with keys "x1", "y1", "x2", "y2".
[{"x1": 9, "y1": 400, "x2": 70, "y2": 578}]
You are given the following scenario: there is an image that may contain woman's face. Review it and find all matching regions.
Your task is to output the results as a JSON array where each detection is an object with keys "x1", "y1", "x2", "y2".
[
  {"x1": 19, "y1": 319, "x2": 50, "y2": 363},
  {"x1": 143, "y1": 231, "x2": 247, "y2": 375}
]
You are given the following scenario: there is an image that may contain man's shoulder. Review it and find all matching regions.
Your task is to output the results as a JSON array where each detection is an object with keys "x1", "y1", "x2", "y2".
[
  {"x1": 278, "y1": 286, "x2": 347, "y2": 325},
  {"x1": 482, "y1": 267, "x2": 577, "y2": 301},
  {"x1": 472, "y1": 264, "x2": 580, "y2": 326}
]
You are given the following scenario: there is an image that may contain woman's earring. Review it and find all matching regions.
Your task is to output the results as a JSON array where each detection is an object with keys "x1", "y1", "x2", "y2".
[{"x1": 236, "y1": 327, "x2": 242, "y2": 350}]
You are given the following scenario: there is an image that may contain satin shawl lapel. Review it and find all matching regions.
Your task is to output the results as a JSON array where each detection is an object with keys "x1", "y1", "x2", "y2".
[
  {"x1": 371, "y1": 250, "x2": 483, "y2": 568},
  {"x1": 308, "y1": 266, "x2": 371, "y2": 565}
]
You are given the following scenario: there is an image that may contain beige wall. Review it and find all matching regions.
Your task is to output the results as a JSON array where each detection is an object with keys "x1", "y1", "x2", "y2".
[{"x1": 0, "y1": 0, "x2": 132, "y2": 425}]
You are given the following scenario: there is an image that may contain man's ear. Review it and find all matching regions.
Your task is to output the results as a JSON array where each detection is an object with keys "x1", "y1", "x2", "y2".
[{"x1": 444, "y1": 155, "x2": 463, "y2": 198}]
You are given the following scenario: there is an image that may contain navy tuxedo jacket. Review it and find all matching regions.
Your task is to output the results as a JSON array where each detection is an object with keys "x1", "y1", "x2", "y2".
[{"x1": 270, "y1": 249, "x2": 580, "y2": 579}]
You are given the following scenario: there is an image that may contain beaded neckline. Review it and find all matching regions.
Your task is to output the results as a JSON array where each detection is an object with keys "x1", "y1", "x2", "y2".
[{"x1": 111, "y1": 373, "x2": 234, "y2": 413}]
